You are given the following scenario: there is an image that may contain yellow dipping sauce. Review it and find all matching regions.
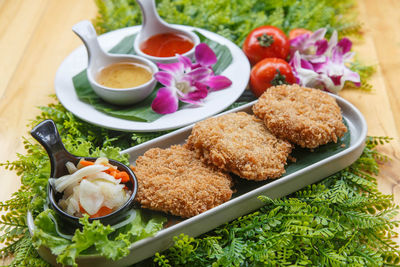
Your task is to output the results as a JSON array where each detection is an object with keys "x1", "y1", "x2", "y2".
[{"x1": 97, "y1": 62, "x2": 152, "y2": 89}]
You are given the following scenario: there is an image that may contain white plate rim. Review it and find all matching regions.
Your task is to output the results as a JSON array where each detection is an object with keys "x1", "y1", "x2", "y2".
[{"x1": 55, "y1": 25, "x2": 250, "y2": 132}]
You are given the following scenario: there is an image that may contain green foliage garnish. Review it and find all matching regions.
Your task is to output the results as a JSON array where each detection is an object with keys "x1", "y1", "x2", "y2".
[
  {"x1": 2, "y1": 102, "x2": 399, "y2": 267},
  {"x1": 93, "y1": 0, "x2": 375, "y2": 91},
  {"x1": 155, "y1": 138, "x2": 400, "y2": 266},
  {"x1": 94, "y1": 0, "x2": 362, "y2": 45},
  {"x1": 0, "y1": 0, "x2": 395, "y2": 266},
  {"x1": 0, "y1": 98, "x2": 167, "y2": 266},
  {"x1": 348, "y1": 60, "x2": 376, "y2": 91}
]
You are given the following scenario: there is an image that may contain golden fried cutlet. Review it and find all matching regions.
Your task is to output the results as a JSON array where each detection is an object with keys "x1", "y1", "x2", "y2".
[
  {"x1": 132, "y1": 145, "x2": 233, "y2": 218},
  {"x1": 252, "y1": 84, "x2": 347, "y2": 149},
  {"x1": 186, "y1": 112, "x2": 292, "y2": 181}
]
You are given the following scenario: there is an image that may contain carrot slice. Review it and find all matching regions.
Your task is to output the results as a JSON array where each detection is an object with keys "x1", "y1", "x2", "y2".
[
  {"x1": 109, "y1": 170, "x2": 118, "y2": 178},
  {"x1": 104, "y1": 168, "x2": 113, "y2": 174},
  {"x1": 79, "y1": 160, "x2": 94, "y2": 167},
  {"x1": 79, "y1": 204, "x2": 114, "y2": 218},
  {"x1": 79, "y1": 204, "x2": 87, "y2": 214},
  {"x1": 103, "y1": 164, "x2": 117, "y2": 173},
  {"x1": 90, "y1": 206, "x2": 113, "y2": 218},
  {"x1": 116, "y1": 171, "x2": 130, "y2": 183}
]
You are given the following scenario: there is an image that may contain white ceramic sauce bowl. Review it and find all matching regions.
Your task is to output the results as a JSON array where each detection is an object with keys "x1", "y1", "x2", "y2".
[
  {"x1": 73, "y1": 20, "x2": 158, "y2": 106},
  {"x1": 133, "y1": 0, "x2": 200, "y2": 64}
]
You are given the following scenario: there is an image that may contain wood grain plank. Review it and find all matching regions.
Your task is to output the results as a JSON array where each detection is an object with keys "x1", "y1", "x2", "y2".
[
  {"x1": 362, "y1": 0, "x2": 400, "y2": 136},
  {"x1": 0, "y1": 0, "x2": 49, "y2": 99},
  {"x1": 0, "y1": 0, "x2": 97, "y2": 204},
  {"x1": 346, "y1": 0, "x2": 400, "y2": 192},
  {"x1": 344, "y1": 0, "x2": 400, "y2": 244}
]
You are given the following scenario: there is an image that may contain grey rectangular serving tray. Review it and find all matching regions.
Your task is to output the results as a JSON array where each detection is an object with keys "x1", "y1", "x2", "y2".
[{"x1": 34, "y1": 94, "x2": 367, "y2": 266}]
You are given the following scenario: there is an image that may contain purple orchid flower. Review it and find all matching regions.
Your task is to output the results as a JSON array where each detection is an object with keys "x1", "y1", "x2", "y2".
[
  {"x1": 151, "y1": 43, "x2": 232, "y2": 114},
  {"x1": 290, "y1": 28, "x2": 361, "y2": 93},
  {"x1": 314, "y1": 45, "x2": 360, "y2": 93},
  {"x1": 290, "y1": 28, "x2": 328, "y2": 63},
  {"x1": 290, "y1": 51, "x2": 320, "y2": 88}
]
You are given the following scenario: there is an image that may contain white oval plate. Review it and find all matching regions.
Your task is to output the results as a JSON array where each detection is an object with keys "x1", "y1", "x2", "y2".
[
  {"x1": 55, "y1": 26, "x2": 250, "y2": 132},
  {"x1": 28, "y1": 95, "x2": 367, "y2": 266}
]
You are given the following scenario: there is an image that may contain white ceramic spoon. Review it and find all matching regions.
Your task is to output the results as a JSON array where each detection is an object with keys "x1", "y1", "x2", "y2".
[
  {"x1": 72, "y1": 20, "x2": 158, "y2": 105},
  {"x1": 133, "y1": 0, "x2": 200, "y2": 64}
]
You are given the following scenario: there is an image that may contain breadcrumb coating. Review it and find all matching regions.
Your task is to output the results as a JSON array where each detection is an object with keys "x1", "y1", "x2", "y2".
[
  {"x1": 132, "y1": 145, "x2": 233, "y2": 218},
  {"x1": 186, "y1": 112, "x2": 292, "y2": 181},
  {"x1": 252, "y1": 84, "x2": 347, "y2": 149}
]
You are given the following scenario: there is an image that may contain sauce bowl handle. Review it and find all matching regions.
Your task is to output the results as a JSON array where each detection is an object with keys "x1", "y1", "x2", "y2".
[
  {"x1": 72, "y1": 20, "x2": 107, "y2": 67},
  {"x1": 136, "y1": 0, "x2": 168, "y2": 35},
  {"x1": 30, "y1": 119, "x2": 77, "y2": 178}
]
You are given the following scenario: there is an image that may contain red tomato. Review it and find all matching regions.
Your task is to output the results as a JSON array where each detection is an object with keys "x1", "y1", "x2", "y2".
[
  {"x1": 289, "y1": 28, "x2": 313, "y2": 40},
  {"x1": 250, "y1": 58, "x2": 296, "y2": 98},
  {"x1": 243, "y1": 26, "x2": 290, "y2": 65}
]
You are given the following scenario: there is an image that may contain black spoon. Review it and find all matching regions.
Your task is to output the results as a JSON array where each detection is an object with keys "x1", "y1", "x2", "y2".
[{"x1": 30, "y1": 119, "x2": 138, "y2": 230}]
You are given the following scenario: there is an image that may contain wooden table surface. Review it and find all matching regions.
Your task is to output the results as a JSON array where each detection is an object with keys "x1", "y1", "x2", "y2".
[{"x1": 0, "y1": 0, "x2": 399, "y2": 251}]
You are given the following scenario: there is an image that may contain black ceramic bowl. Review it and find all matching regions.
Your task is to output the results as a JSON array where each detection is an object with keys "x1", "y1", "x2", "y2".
[{"x1": 31, "y1": 119, "x2": 138, "y2": 230}]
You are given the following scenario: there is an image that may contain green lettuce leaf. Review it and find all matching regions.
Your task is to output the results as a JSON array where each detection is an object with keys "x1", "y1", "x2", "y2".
[
  {"x1": 57, "y1": 215, "x2": 126, "y2": 266},
  {"x1": 32, "y1": 209, "x2": 166, "y2": 267},
  {"x1": 32, "y1": 210, "x2": 72, "y2": 256},
  {"x1": 116, "y1": 209, "x2": 167, "y2": 242}
]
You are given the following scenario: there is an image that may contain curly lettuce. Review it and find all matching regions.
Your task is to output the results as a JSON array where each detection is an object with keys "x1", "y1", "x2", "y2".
[{"x1": 32, "y1": 209, "x2": 166, "y2": 267}]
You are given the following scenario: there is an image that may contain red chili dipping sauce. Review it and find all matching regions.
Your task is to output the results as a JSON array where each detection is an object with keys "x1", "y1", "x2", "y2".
[{"x1": 140, "y1": 33, "x2": 194, "y2": 57}]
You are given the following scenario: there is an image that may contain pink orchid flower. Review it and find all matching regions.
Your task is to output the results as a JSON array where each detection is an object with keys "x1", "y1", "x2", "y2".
[
  {"x1": 290, "y1": 51, "x2": 321, "y2": 88},
  {"x1": 290, "y1": 28, "x2": 328, "y2": 63},
  {"x1": 151, "y1": 43, "x2": 232, "y2": 114},
  {"x1": 289, "y1": 28, "x2": 360, "y2": 93},
  {"x1": 314, "y1": 45, "x2": 360, "y2": 93}
]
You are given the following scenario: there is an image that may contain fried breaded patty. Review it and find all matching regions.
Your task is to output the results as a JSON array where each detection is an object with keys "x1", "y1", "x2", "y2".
[
  {"x1": 186, "y1": 112, "x2": 292, "y2": 181},
  {"x1": 132, "y1": 145, "x2": 233, "y2": 218},
  {"x1": 252, "y1": 84, "x2": 347, "y2": 149}
]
